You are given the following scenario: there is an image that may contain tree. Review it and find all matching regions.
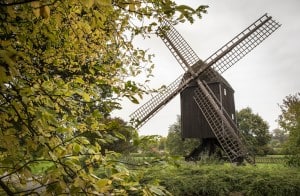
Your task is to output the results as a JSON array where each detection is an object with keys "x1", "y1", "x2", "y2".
[
  {"x1": 278, "y1": 93, "x2": 300, "y2": 155},
  {"x1": 166, "y1": 115, "x2": 200, "y2": 156},
  {"x1": 272, "y1": 128, "x2": 288, "y2": 144},
  {"x1": 269, "y1": 128, "x2": 288, "y2": 154},
  {"x1": 0, "y1": 0, "x2": 208, "y2": 194},
  {"x1": 237, "y1": 107, "x2": 271, "y2": 156},
  {"x1": 158, "y1": 137, "x2": 167, "y2": 151}
]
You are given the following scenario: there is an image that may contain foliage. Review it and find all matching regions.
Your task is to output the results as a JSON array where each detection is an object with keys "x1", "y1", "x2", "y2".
[
  {"x1": 158, "y1": 137, "x2": 167, "y2": 151},
  {"x1": 0, "y1": 0, "x2": 208, "y2": 194},
  {"x1": 86, "y1": 117, "x2": 139, "y2": 155},
  {"x1": 269, "y1": 128, "x2": 288, "y2": 154},
  {"x1": 166, "y1": 115, "x2": 201, "y2": 156},
  {"x1": 143, "y1": 162, "x2": 300, "y2": 196},
  {"x1": 134, "y1": 135, "x2": 164, "y2": 157},
  {"x1": 278, "y1": 93, "x2": 300, "y2": 167},
  {"x1": 237, "y1": 107, "x2": 272, "y2": 156},
  {"x1": 278, "y1": 93, "x2": 300, "y2": 154},
  {"x1": 254, "y1": 155, "x2": 286, "y2": 164}
]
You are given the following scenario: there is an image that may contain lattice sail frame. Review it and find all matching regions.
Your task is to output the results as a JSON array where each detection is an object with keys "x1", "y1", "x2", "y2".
[
  {"x1": 158, "y1": 19, "x2": 200, "y2": 71},
  {"x1": 203, "y1": 14, "x2": 281, "y2": 79},
  {"x1": 130, "y1": 14, "x2": 280, "y2": 129}
]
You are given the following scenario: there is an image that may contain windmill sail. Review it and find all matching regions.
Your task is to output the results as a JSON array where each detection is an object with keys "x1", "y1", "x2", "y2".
[
  {"x1": 202, "y1": 14, "x2": 281, "y2": 79},
  {"x1": 158, "y1": 19, "x2": 201, "y2": 71},
  {"x1": 130, "y1": 74, "x2": 186, "y2": 128}
]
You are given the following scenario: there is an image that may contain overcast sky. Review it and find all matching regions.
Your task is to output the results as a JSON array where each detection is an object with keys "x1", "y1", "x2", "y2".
[{"x1": 113, "y1": 0, "x2": 300, "y2": 136}]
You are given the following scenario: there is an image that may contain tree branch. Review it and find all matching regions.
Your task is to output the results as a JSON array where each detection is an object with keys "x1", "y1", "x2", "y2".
[
  {"x1": 0, "y1": 0, "x2": 36, "y2": 6},
  {"x1": 0, "y1": 179, "x2": 14, "y2": 196},
  {"x1": 13, "y1": 180, "x2": 58, "y2": 195}
]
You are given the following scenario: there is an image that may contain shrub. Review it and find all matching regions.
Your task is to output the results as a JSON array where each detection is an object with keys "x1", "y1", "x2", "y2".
[
  {"x1": 142, "y1": 162, "x2": 300, "y2": 195},
  {"x1": 286, "y1": 154, "x2": 300, "y2": 167}
]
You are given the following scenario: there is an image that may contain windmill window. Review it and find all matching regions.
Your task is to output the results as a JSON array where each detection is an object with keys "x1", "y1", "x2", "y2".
[
  {"x1": 224, "y1": 88, "x2": 227, "y2": 96},
  {"x1": 231, "y1": 114, "x2": 235, "y2": 120}
]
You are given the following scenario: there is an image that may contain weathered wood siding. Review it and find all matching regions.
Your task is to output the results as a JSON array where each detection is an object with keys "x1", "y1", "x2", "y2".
[{"x1": 180, "y1": 81, "x2": 236, "y2": 139}]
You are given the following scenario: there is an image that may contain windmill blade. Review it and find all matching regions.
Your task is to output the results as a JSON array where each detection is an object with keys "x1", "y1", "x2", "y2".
[
  {"x1": 130, "y1": 74, "x2": 188, "y2": 128},
  {"x1": 193, "y1": 80, "x2": 254, "y2": 164},
  {"x1": 158, "y1": 19, "x2": 201, "y2": 72},
  {"x1": 201, "y1": 13, "x2": 281, "y2": 79}
]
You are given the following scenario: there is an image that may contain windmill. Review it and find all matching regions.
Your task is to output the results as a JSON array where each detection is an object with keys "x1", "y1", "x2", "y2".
[{"x1": 130, "y1": 14, "x2": 281, "y2": 164}]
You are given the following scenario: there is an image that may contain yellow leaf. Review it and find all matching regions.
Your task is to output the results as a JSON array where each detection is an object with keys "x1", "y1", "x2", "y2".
[
  {"x1": 95, "y1": 0, "x2": 111, "y2": 6},
  {"x1": 95, "y1": 179, "x2": 112, "y2": 192},
  {"x1": 32, "y1": 8, "x2": 40, "y2": 17},
  {"x1": 75, "y1": 77, "x2": 85, "y2": 84},
  {"x1": 31, "y1": 1, "x2": 40, "y2": 17},
  {"x1": 81, "y1": 92, "x2": 90, "y2": 102},
  {"x1": 40, "y1": 6, "x2": 50, "y2": 19},
  {"x1": 83, "y1": 0, "x2": 94, "y2": 8},
  {"x1": 129, "y1": 4, "x2": 135, "y2": 12},
  {"x1": 74, "y1": 177, "x2": 85, "y2": 188},
  {"x1": 1, "y1": 40, "x2": 11, "y2": 47},
  {"x1": 0, "y1": 66, "x2": 8, "y2": 83},
  {"x1": 7, "y1": 6, "x2": 16, "y2": 18},
  {"x1": 31, "y1": 1, "x2": 40, "y2": 8}
]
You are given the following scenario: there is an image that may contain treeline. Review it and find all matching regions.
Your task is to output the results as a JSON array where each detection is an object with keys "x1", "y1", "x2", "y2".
[{"x1": 137, "y1": 93, "x2": 300, "y2": 166}]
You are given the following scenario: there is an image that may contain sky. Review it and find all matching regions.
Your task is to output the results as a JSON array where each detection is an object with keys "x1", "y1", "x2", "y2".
[{"x1": 113, "y1": 0, "x2": 300, "y2": 137}]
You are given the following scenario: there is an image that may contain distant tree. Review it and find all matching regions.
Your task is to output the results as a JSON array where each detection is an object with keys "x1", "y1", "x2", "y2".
[
  {"x1": 278, "y1": 93, "x2": 300, "y2": 155},
  {"x1": 158, "y1": 137, "x2": 167, "y2": 151},
  {"x1": 237, "y1": 107, "x2": 272, "y2": 155},
  {"x1": 166, "y1": 116, "x2": 200, "y2": 156},
  {"x1": 272, "y1": 128, "x2": 288, "y2": 144},
  {"x1": 269, "y1": 128, "x2": 288, "y2": 154},
  {"x1": 135, "y1": 135, "x2": 162, "y2": 156}
]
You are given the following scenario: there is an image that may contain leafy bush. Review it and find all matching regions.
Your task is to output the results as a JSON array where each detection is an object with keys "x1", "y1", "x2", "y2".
[
  {"x1": 142, "y1": 163, "x2": 300, "y2": 195},
  {"x1": 286, "y1": 154, "x2": 300, "y2": 167}
]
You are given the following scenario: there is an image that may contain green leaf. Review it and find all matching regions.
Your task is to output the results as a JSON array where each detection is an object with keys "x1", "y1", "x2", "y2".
[
  {"x1": 128, "y1": 96, "x2": 139, "y2": 104},
  {"x1": 74, "y1": 77, "x2": 85, "y2": 84},
  {"x1": 80, "y1": 92, "x2": 90, "y2": 102},
  {"x1": 149, "y1": 186, "x2": 166, "y2": 195},
  {"x1": 73, "y1": 143, "x2": 81, "y2": 153},
  {"x1": 0, "y1": 66, "x2": 8, "y2": 83},
  {"x1": 96, "y1": 178, "x2": 111, "y2": 188},
  {"x1": 81, "y1": 137, "x2": 90, "y2": 145},
  {"x1": 113, "y1": 131, "x2": 126, "y2": 141}
]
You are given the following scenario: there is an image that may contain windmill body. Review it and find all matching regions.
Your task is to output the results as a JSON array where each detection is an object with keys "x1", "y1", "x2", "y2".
[
  {"x1": 130, "y1": 14, "x2": 281, "y2": 164},
  {"x1": 181, "y1": 70, "x2": 236, "y2": 139}
]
